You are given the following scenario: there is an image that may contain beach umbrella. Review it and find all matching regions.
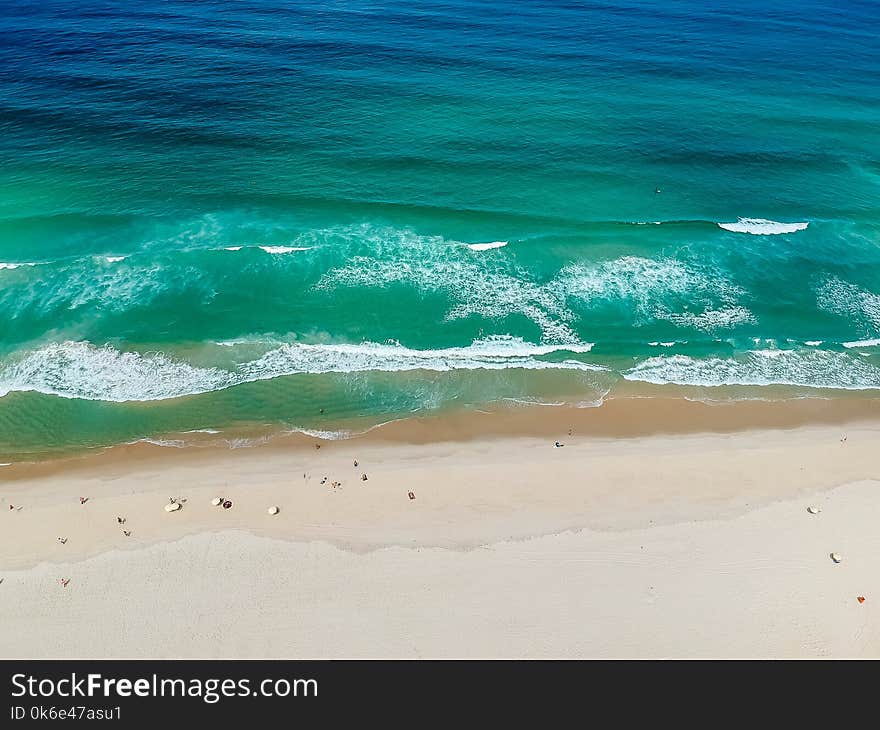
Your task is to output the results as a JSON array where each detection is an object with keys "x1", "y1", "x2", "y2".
[
  {"x1": 164, "y1": 502, "x2": 181, "y2": 513},
  {"x1": 267, "y1": 506, "x2": 279, "y2": 515},
  {"x1": 211, "y1": 497, "x2": 222, "y2": 507}
]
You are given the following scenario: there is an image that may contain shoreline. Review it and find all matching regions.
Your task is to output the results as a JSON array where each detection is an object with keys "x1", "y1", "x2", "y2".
[
  {"x1": 3, "y1": 392, "x2": 879, "y2": 479},
  {"x1": 2, "y1": 397, "x2": 879, "y2": 657}
]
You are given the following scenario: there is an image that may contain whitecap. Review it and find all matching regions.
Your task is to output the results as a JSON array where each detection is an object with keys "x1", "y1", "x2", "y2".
[
  {"x1": 104, "y1": 256, "x2": 126, "y2": 263},
  {"x1": 259, "y1": 245, "x2": 311, "y2": 254},
  {"x1": 466, "y1": 241, "x2": 508, "y2": 251},
  {"x1": 804, "y1": 340, "x2": 823, "y2": 346},
  {"x1": 717, "y1": 218, "x2": 809, "y2": 235},
  {"x1": 842, "y1": 338, "x2": 880, "y2": 349},
  {"x1": 224, "y1": 246, "x2": 242, "y2": 251},
  {"x1": 0, "y1": 262, "x2": 37, "y2": 270}
]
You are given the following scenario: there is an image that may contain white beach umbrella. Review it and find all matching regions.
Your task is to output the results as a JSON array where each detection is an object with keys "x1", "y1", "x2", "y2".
[
  {"x1": 164, "y1": 502, "x2": 181, "y2": 513},
  {"x1": 267, "y1": 506, "x2": 279, "y2": 516}
]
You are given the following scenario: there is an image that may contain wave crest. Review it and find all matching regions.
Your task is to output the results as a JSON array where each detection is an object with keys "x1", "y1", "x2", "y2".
[{"x1": 718, "y1": 218, "x2": 809, "y2": 235}]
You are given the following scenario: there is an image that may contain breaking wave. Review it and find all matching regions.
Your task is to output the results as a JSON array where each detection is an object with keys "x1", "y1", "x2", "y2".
[
  {"x1": 0, "y1": 336, "x2": 601, "y2": 402},
  {"x1": 718, "y1": 218, "x2": 809, "y2": 235},
  {"x1": 624, "y1": 349, "x2": 880, "y2": 390}
]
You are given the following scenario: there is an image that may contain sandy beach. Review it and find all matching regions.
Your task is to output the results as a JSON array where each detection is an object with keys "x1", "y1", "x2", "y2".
[{"x1": 1, "y1": 397, "x2": 879, "y2": 658}]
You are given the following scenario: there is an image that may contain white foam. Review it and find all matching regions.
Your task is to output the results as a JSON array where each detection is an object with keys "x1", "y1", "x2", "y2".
[
  {"x1": 816, "y1": 277, "x2": 880, "y2": 332},
  {"x1": 134, "y1": 438, "x2": 185, "y2": 448},
  {"x1": 804, "y1": 341, "x2": 823, "y2": 346},
  {"x1": 0, "y1": 463, "x2": 11, "y2": 467},
  {"x1": 224, "y1": 436, "x2": 271, "y2": 449},
  {"x1": 660, "y1": 306, "x2": 755, "y2": 332},
  {"x1": 0, "y1": 262, "x2": 36, "y2": 270},
  {"x1": 0, "y1": 336, "x2": 601, "y2": 402},
  {"x1": 104, "y1": 256, "x2": 126, "y2": 263},
  {"x1": 224, "y1": 246, "x2": 242, "y2": 251},
  {"x1": 624, "y1": 349, "x2": 880, "y2": 390},
  {"x1": 184, "y1": 428, "x2": 221, "y2": 434},
  {"x1": 2, "y1": 260, "x2": 214, "y2": 317},
  {"x1": 259, "y1": 245, "x2": 311, "y2": 254},
  {"x1": 466, "y1": 241, "x2": 508, "y2": 251},
  {"x1": 718, "y1": 218, "x2": 809, "y2": 235},
  {"x1": 842, "y1": 338, "x2": 880, "y2": 349},
  {"x1": 557, "y1": 256, "x2": 752, "y2": 331},
  {"x1": 292, "y1": 428, "x2": 354, "y2": 440},
  {"x1": 317, "y1": 225, "x2": 579, "y2": 343}
]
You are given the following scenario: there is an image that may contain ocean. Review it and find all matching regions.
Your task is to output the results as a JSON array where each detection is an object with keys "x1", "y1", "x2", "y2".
[{"x1": 1, "y1": 0, "x2": 878, "y2": 458}]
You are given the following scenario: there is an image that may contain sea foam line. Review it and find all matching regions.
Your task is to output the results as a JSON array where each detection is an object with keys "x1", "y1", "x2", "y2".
[
  {"x1": 0, "y1": 336, "x2": 601, "y2": 403},
  {"x1": 624, "y1": 349, "x2": 880, "y2": 390}
]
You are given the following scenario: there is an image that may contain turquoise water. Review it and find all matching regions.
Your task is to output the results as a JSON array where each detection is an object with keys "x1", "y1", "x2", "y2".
[{"x1": 1, "y1": 0, "x2": 879, "y2": 457}]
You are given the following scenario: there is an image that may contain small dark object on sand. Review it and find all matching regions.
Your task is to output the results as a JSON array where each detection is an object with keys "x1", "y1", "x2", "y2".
[
  {"x1": 123, "y1": 530, "x2": 131, "y2": 537},
  {"x1": 79, "y1": 496, "x2": 88, "y2": 505},
  {"x1": 858, "y1": 596, "x2": 866, "y2": 604},
  {"x1": 554, "y1": 441, "x2": 564, "y2": 448},
  {"x1": 57, "y1": 537, "x2": 67, "y2": 545},
  {"x1": 117, "y1": 516, "x2": 125, "y2": 524},
  {"x1": 354, "y1": 460, "x2": 359, "y2": 467},
  {"x1": 315, "y1": 443, "x2": 321, "y2": 450},
  {"x1": 408, "y1": 491, "x2": 415, "y2": 500},
  {"x1": 60, "y1": 578, "x2": 70, "y2": 587},
  {"x1": 223, "y1": 500, "x2": 233, "y2": 509},
  {"x1": 361, "y1": 473, "x2": 368, "y2": 481}
]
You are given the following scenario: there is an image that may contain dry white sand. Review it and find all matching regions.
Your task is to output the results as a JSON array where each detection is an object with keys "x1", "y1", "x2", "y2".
[{"x1": 1, "y1": 417, "x2": 878, "y2": 657}]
